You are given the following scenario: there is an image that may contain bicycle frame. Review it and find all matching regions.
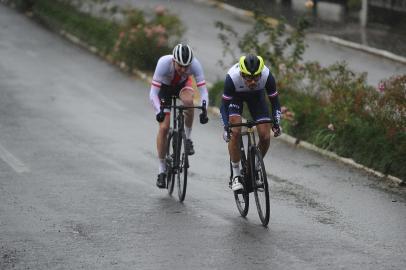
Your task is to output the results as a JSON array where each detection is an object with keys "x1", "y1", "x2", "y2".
[
  {"x1": 227, "y1": 120, "x2": 272, "y2": 191},
  {"x1": 240, "y1": 126, "x2": 256, "y2": 191},
  {"x1": 168, "y1": 96, "x2": 186, "y2": 173},
  {"x1": 227, "y1": 119, "x2": 273, "y2": 226},
  {"x1": 160, "y1": 96, "x2": 206, "y2": 201}
]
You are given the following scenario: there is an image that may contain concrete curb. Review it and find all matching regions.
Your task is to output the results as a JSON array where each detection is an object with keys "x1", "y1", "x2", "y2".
[
  {"x1": 9, "y1": 3, "x2": 403, "y2": 186},
  {"x1": 207, "y1": 108, "x2": 403, "y2": 186},
  {"x1": 193, "y1": 0, "x2": 406, "y2": 65},
  {"x1": 309, "y1": 33, "x2": 406, "y2": 65}
]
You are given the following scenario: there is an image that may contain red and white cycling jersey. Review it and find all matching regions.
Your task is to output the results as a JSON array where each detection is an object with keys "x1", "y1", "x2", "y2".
[{"x1": 149, "y1": 55, "x2": 208, "y2": 114}]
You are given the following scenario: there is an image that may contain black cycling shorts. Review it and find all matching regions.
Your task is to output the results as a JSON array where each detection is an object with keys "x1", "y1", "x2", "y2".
[
  {"x1": 158, "y1": 77, "x2": 193, "y2": 107},
  {"x1": 227, "y1": 90, "x2": 271, "y2": 121}
]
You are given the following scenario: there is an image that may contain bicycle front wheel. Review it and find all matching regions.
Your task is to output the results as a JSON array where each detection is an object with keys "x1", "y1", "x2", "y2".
[
  {"x1": 165, "y1": 130, "x2": 175, "y2": 195},
  {"x1": 251, "y1": 147, "x2": 270, "y2": 226},
  {"x1": 177, "y1": 132, "x2": 188, "y2": 202},
  {"x1": 231, "y1": 157, "x2": 249, "y2": 217}
]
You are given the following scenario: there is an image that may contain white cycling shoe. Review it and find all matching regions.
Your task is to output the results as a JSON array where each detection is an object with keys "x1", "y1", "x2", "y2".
[{"x1": 231, "y1": 176, "x2": 243, "y2": 191}]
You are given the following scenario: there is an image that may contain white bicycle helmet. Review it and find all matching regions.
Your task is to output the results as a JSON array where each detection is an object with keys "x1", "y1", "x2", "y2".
[{"x1": 172, "y1": 44, "x2": 194, "y2": 66}]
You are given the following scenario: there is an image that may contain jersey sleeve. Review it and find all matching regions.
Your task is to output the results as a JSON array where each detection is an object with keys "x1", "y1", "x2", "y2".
[
  {"x1": 149, "y1": 57, "x2": 167, "y2": 114},
  {"x1": 191, "y1": 59, "x2": 209, "y2": 107},
  {"x1": 149, "y1": 82, "x2": 161, "y2": 114},
  {"x1": 265, "y1": 73, "x2": 281, "y2": 125},
  {"x1": 151, "y1": 56, "x2": 167, "y2": 85},
  {"x1": 220, "y1": 75, "x2": 235, "y2": 127}
]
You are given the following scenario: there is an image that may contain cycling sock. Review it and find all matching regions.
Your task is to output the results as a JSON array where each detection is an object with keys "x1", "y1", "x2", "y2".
[
  {"x1": 185, "y1": 126, "x2": 192, "y2": 139},
  {"x1": 158, "y1": 159, "x2": 166, "y2": 174},
  {"x1": 231, "y1": 161, "x2": 241, "y2": 177}
]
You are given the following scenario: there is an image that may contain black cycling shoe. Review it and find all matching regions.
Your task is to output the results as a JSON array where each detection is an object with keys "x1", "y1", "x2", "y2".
[
  {"x1": 156, "y1": 173, "x2": 166, "y2": 189},
  {"x1": 185, "y1": 139, "x2": 195, "y2": 155}
]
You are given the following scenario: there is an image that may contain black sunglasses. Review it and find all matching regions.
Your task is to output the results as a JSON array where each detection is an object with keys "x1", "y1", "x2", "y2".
[
  {"x1": 175, "y1": 62, "x2": 191, "y2": 68},
  {"x1": 242, "y1": 73, "x2": 261, "y2": 82}
]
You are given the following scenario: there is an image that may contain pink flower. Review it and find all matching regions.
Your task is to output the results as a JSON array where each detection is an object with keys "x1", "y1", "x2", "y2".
[
  {"x1": 152, "y1": 24, "x2": 166, "y2": 35},
  {"x1": 378, "y1": 82, "x2": 385, "y2": 92},
  {"x1": 119, "y1": 31, "x2": 125, "y2": 38},
  {"x1": 157, "y1": 36, "x2": 167, "y2": 47},
  {"x1": 154, "y1": 5, "x2": 166, "y2": 16},
  {"x1": 144, "y1": 27, "x2": 153, "y2": 38},
  {"x1": 278, "y1": 63, "x2": 287, "y2": 74}
]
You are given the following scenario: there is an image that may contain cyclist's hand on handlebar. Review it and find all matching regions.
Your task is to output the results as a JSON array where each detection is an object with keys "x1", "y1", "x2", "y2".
[
  {"x1": 272, "y1": 123, "x2": 281, "y2": 137},
  {"x1": 199, "y1": 112, "x2": 209, "y2": 124},
  {"x1": 199, "y1": 100, "x2": 208, "y2": 124},
  {"x1": 156, "y1": 111, "x2": 165, "y2": 123}
]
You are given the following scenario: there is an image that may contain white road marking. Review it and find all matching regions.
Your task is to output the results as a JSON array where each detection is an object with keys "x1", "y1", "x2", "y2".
[{"x1": 0, "y1": 143, "x2": 30, "y2": 173}]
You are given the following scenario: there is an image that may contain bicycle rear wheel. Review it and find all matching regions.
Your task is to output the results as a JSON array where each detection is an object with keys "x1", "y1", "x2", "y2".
[
  {"x1": 165, "y1": 130, "x2": 175, "y2": 195},
  {"x1": 251, "y1": 147, "x2": 270, "y2": 226},
  {"x1": 177, "y1": 132, "x2": 188, "y2": 202}
]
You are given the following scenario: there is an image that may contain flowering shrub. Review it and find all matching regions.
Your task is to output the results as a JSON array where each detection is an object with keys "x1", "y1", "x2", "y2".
[
  {"x1": 212, "y1": 15, "x2": 405, "y2": 180},
  {"x1": 113, "y1": 6, "x2": 185, "y2": 71},
  {"x1": 374, "y1": 75, "x2": 406, "y2": 134},
  {"x1": 16, "y1": 1, "x2": 185, "y2": 72}
]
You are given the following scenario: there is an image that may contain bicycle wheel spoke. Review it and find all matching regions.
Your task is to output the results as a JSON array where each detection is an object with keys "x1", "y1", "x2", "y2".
[
  {"x1": 233, "y1": 189, "x2": 249, "y2": 217},
  {"x1": 231, "y1": 156, "x2": 249, "y2": 217}
]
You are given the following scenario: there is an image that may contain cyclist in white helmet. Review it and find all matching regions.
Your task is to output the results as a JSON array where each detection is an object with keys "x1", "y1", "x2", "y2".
[
  {"x1": 220, "y1": 54, "x2": 282, "y2": 191},
  {"x1": 149, "y1": 44, "x2": 209, "y2": 188}
]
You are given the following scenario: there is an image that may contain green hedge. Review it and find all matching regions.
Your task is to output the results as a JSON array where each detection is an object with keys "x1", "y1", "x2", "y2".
[
  {"x1": 9, "y1": 0, "x2": 184, "y2": 72},
  {"x1": 32, "y1": 0, "x2": 119, "y2": 54}
]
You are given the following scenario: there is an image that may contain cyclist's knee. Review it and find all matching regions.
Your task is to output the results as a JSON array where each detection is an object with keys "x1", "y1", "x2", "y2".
[
  {"x1": 180, "y1": 88, "x2": 194, "y2": 106},
  {"x1": 182, "y1": 98, "x2": 194, "y2": 107},
  {"x1": 258, "y1": 132, "x2": 270, "y2": 143},
  {"x1": 232, "y1": 128, "x2": 241, "y2": 138}
]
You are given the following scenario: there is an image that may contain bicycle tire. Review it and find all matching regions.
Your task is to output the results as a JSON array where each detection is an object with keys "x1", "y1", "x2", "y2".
[
  {"x1": 177, "y1": 132, "x2": 188, "y2": 202},
  {"x1": 251, "y1": 147, "x2": 270, "y2": 226},
  {"x1": 165, "y1": 130, "x2": 175, "y2": 195},
  {"x1": 231, "y1": 140, "x2": 249, "y2": 217},
  {"x1": 232, "y1": 164, "x2": 249, "y2": 217}
]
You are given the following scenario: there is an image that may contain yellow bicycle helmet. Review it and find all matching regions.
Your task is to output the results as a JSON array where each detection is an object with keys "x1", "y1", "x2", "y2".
[{"x1": 239, "y1": 54, "x2": 264, "y2": 76}]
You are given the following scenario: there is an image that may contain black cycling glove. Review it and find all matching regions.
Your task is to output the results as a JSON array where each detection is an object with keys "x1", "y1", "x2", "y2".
[
  {"x1": 199, "y1": 112, "x2": 209, "y2": 124},
  {"x1": 156, "y1": 111, "x2": 165, "y2": 123}
]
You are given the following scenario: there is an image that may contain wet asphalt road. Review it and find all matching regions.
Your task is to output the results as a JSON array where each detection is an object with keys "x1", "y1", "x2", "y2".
[{"x1": 1, "y1": 3, "x2": 406, "y2": 270}]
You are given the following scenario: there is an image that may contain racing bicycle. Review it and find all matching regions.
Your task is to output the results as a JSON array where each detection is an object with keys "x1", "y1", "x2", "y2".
[
  {"x1": 160, "y1": 96, "x2": 207, "y2": 202},
  {"x1": 226, "y1": 120, "x2": 273, "y2": 226}
]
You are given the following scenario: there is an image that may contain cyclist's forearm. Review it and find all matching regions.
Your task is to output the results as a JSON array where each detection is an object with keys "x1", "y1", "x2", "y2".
[
  {"x1": 220, "y1": 100, "x2": 230, "y2": 128},
  {"x1": 269, "y1": 95, "x2": 281, "y2": 124},
  {"x1": 196, "y1": 81, "x2": 209, "y2": 107}
]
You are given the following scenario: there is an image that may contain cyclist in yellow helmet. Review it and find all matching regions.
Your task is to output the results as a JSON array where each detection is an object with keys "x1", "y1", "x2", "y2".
[{"x1": 220, "y1": 54, "x2": 281, "y2": 191}]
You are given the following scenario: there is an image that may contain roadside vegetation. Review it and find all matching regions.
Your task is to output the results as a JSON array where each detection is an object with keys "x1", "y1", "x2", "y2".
[
  {"x1": 5, "y1": 0, "x2": 405, "y2": 180},
  {"x1": 213, "y1": 13, "x2": 405, "y2": 180},
  {"x1": 4, "y1": 0, "x2": 184, "y2": 72}
]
